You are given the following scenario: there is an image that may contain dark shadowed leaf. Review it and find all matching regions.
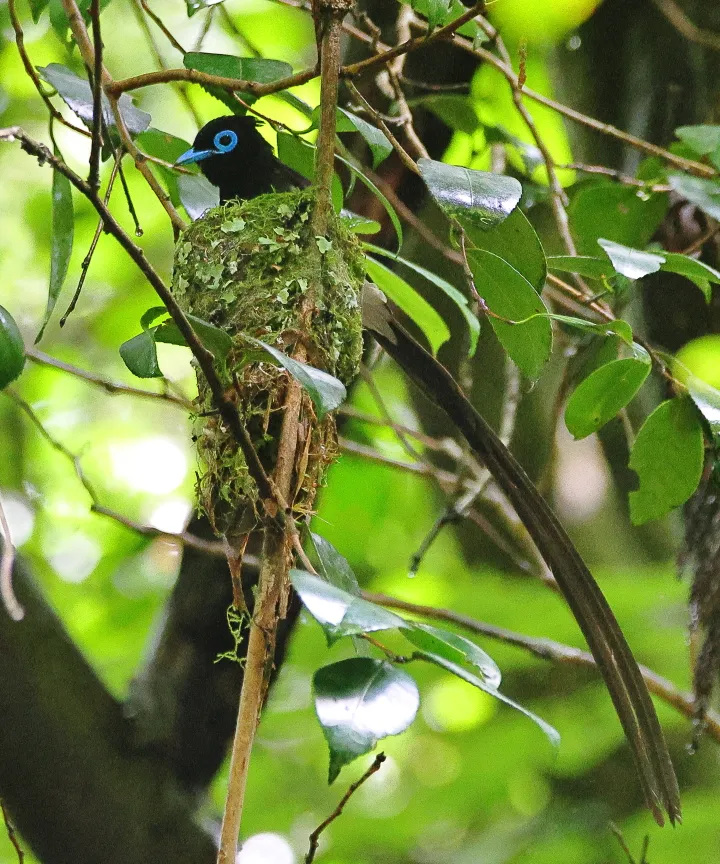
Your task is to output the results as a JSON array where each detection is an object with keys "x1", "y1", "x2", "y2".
[
  {"x1": 291, "y1": 570, "x2": 405, "y2": 644},
  {"x1": 467, "y1": 250, "x2": 551, "y2": 379},
  {"x1": 36, "y1": 162, "x2": 74, "y2": 343},
  {"x1": 242, "y1": 336, "x2": 346, "y2": 417},
  {"x1": 0, "y1": 306, "x2": 26, "y2": 389},
  {"x1": 629, "y1": 397, "x2": 704, "y2": 525},
  {"x1": 364, "y1": 244, "x2": 479, "y2": 355},
  {"x1": 314, "y1": 658, "x2": 419, "y2": 782},
  {"x1": 178, "y1": 173, "x2": 219, "y2": 220},
  {"x1": 309, "y1": 533, "x2": 361, "y2": 594},
  {"x1": 413, "y1": 94, "x2": 480, "y2": 135},
  {"x1": 668, "y1": 174, "x2": 720, "y2": 222},
  {"x1": 418, "y1": 158, "x2": 522, "y2": 230},
  {"x1": 155, "y1": 314, "x2": 233, "y2": 359},
  {"x1": 565, "y1": 347, "x2": 651, "y2": 440},
  {"x1": 137, "y1": 128, "x2": 194, "y2": 207},
  {"x1": 364, "y1": 256, "x2": 450, "y2": 355},
  {"x1": 402, "y1": 622, "x2": 501, "y2": 688},
  {"x1": 119, "y1": 331, "x2": 162, "y2": 379},
  {"x1": 38, "y1": 64, "x2": 151, "y2": 136},
  {"x1": 464, "y1": 207, "x2": 547, "y2": 291},
  {"x1": 339, "y1": 110, "x2": 393, "y2": 169},
  {"x1": 598, "y1": 239, "x2": 664, "y2": 280},
  {"x1": 661, "y1": 252, "x2": 720, "y2": 302}
]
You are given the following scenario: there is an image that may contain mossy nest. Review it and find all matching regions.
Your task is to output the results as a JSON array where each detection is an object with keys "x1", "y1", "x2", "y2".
[{"x1": 172, "y1": 190, "x2": 364, "y2": 535}]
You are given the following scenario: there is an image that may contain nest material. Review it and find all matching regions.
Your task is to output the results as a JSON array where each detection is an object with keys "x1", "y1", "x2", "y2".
[{"x1": 171, "y1": 190, "x2": 364, "y2": 535}]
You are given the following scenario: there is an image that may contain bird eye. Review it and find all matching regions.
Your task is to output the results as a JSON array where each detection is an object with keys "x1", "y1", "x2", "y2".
[{"x1": 213, "y1": 130, "x2": 238, "y2": 153}]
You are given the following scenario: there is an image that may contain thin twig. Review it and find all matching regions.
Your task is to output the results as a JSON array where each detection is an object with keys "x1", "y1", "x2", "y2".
[
  {"x1": 88, "y1": 0, "x2": 103, "y2": 191},
  {"x1": 139, "y1": 0, "x2": 186, "y2": 54},
  {"x1": 0, "y1": 493, "x2": 23, "y2": 622},
  {"x1": 0, "y1": 801, "x2": 24, "y2": 863},
  {"x1": 650, "y1": 0, "x2": 720, "y2": 51},
  {"x1": 305, "y1": 753, "x2": 386, "y2": 863}
]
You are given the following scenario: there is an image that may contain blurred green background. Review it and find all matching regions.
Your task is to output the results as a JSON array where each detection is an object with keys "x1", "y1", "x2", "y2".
[{"x1": 1, "y1": 0, "x2": 719, "y2": 862}]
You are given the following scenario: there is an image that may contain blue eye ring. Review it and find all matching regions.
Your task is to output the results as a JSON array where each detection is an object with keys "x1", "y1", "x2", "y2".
[{"x1": 213, "y1": 129, "x2": 238, "y2": 153}]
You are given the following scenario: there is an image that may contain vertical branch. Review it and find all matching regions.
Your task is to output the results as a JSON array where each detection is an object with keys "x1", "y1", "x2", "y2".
[{"x1": 88, "y1": 0, "x2": 103, "y2": 191}]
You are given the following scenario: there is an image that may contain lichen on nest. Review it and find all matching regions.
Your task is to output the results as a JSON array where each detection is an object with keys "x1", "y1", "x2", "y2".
[{"x1": 171, "y1": 189, "x2": 364, "y2": 535}]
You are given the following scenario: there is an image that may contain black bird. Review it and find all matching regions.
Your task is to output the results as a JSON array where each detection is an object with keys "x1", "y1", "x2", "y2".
[{"x1": 176, "y1": 115, "x2": 309, "y2": 204}]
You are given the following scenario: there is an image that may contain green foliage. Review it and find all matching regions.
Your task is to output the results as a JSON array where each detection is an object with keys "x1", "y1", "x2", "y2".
[
  {"x1": 668, "y1": 173, "x2": 720, "y2": 222},
  {"x1": 629, "y1": 397, "x2": 705, "y2": 524},
  {"x1": 338, "y1": 109, "x2": 393, "y2": 169},
  {"x1": 0, "y1": 306, "x2": 25, "y2": 389}
]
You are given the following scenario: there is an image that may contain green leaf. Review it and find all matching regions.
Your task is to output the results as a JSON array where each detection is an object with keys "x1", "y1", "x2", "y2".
[
  {"x1": 314, "y1": 658, "x2": 419, "y2": 782},
  {"x1": 335, "y1": 153, "x2": 403, "y2": 248},
  {"x1": 569, "y1": 181, "x2": 668, "y2": 255},
  {"x1": 185, "y1": 0, "x2": 224, "y2": 17},
  {"x1": 38, "y1": 64, "x2": 151, "y2": 136},
  {"x1": 668, "y1": 174, "x2": 720, "y2": 222},
  {"x1": 156, "y1": 314, "x2": 233, "y2": 360},
  {"x1": 363, "y1": 256, "x2": 450, "y2": 355},
  {"x1": 675, "y1": 125, "x2": 720, "y2": 156},
  {"x1": 276, "y1": 133, "x2": 344, "y2": 213},
  {"x1": 413, "y1": 94, "x2": 480, "y2": 135},
  {"x1": 415, "y1": 0, "x2": 453, "y2": 29},
  {"x1": 466, "y1": 250, "x2": 552, "y2": 379},
  {"x1": 177, "y1": 173, "x2": 219, "y2": 220},
  {"x1": 29, "y1": 0, "x2": 51, "y2": 22},
  {"x1": 338, "y1": 110, "x2": 393, "y2": 169},
  {"x1": 418, "y1": 158, "x2": 522, "y2": 230},
  {"x1": 547, "y1": 255, "x2": 615, "y2": 280},
  {"x1": 137, "y1": 128, "x2": 194, "y2": 207},
  {"x1": 340, "y1": 211, "x2": 381, "y2": 235},
  {"x1": 597, "y1": 239, "x2": 664, "y2": 280},
  {"x1": 548, "y1": 315, "x2": 634, "y2": 344},
  {"x1": 661, "y1": 252, "x2": 720, "y2": 303},
  {"x1": 464, "y1": 207, "x2": 547, "y2": 292},
  {"x1": 414, "y1": 648, "x2": 560, "y2": 747},
  {"x1": 36, "y1": 161, "x2": 74, "y2": 343},
  {"x1": 363, "y1": 244, "x2": 480, "y2": 356},
  {"x1": 629, "y1": 397, "x2": 705, "y2": 524},
  {"x1": 119, "y1": 331, "x2": 162, "y2": 379},
  {"x1": 402, "y1": 622, "x2": 501, "y2": 688},
  {"x1": 0, "y1": 306, "x2": 26, "y2": 389},
  {"x1": 565, "y1": 352, "x2": 651, "y2": 440},
  {"x1": 685, "y1": 375, "x2": 720, "y2": 442},
  {"x1": 183, "y1": 52, "x2": 292, "y2": 83},
  {"x1": 242, "y1": 336, "x2": 346, "y2": 418},
  {"x1": 291, "y1": 570, "x2": 405, "y2": 644},
  {"x1": 309, "y1": 533, "x2": 361, "y2": 595},
  {"x1": 482, "y1": 124, "x2": 544, "y2": 176},
  {"x1": 140, "y1": 306, "x2": 167, "y2": 330}
]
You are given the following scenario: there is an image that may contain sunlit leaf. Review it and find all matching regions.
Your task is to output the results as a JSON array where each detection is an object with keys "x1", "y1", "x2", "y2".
[
  {"x1": 467, "y1": 250, "x2": 552, "y2": 379},
  {"x1": 629, "y1": 397, "x2": 704, "y2": 524},
  {"x1": 36, "y1": 160, "x2": 74, "y2": 343},
  {"x1": 464, "y1": 207, "x2": 547, "y2": 292},
  {"x1": 291, "y1": 570, "x2": 405, "y2": 644},
  {"x1": 242, "y1": 336, "x2": 346, "y2": 418},
  {"x1": 668, "y1": 174, "x2": 720, "y2": 222},
  {"x1": 309, "y1": 533, "x2": 361, "y2": 595},
  {"x1": 364, "y1": 244, "x2": 480, "y2": 355},
  {"x1": 597, "y1": 239, "x2": 664, "y2": 280},
  {"x1": 364, "y1": 256, "x2": 450, "y2": 355},
  {"x1": 402, "y1": 622, "x2": 502, "y2": 688},
  {"x1": 119, "y1": 331, "x2": 162, "y2": 379},
  {"x1": 314, "y1": 658, "x2": 419, "y2": 782},
  {"x1": 0, "y1": 306, "x2": 26, "y2": 389},
  {"x1": 339, "y1": 109, "x2": 393, "y2": 169},
  {"x1": 418, "y1": 158, "x2": 522, "y2": 230},
  {"x1": 37, "y1": 64, "x2": 151, "y2": 136}
]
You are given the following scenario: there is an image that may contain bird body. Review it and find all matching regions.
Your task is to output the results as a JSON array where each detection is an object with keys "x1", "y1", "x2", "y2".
[{"x1": 176, "y1": 115, "x2": 309, "y2": 203}]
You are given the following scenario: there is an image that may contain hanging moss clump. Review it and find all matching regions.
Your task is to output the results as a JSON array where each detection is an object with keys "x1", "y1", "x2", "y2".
[{"x1": 171, "y1": 189, "x2": 364, "y2": 536}]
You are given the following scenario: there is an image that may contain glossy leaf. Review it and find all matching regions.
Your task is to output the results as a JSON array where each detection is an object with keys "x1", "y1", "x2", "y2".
[
  {"x1": 341, "y1": 211, "x2": 381, "y2": 235},
  {"x1": 314, "y1": 658, "x2": 419, "y2": 782},
  {"x1": 629, "y1": 397, "x2": 704, "y2": 525},
  {"x1": 483, "y1": 124, "x2": 544, "y2": 176},
  {"x1": 36, "y1": 162, "x2": 74, "y2": 342},
  {"x1": 661, "y1": 252, "x2": 720, "y2": 302},
  {"x1": 242, "y1": 336, "x2": 346, "y2": 418},
  {"x1": 464, "y1": 207, "x2": 547, "y2": 292},
  {"x1": 185, "y1": 0, "x2": 224, "y2": 16},
  {"x1": 467, "y1": 250, "x2": 552, "y2": 379},
  {"x1": 597, "y1": 239, "x2": 664, "y2": 280},
  {"x1": 309, "y1": 533, "x2": 361, "y2": 594},
  {"x1": 291, "y1": 570, "x2": 405, "y2": 644},
  {"x1": 569, "y1": 181, "x2": 668, "y2": 255},
  {"x1": 363, "y1": 244, "x2": 479, "y2": 355},
  {"x1": 402, "y1": 622, "x2": 501, "y2": 688},
  {"x1": 177, "y1": 173, "x2": 219, "y2": 220},
  {"x1": 0, "y1": 306, "x2": 26, "y2": 389},
  {"x1": 565, "y1": 351, "x2": 651, "y2": 440},
  {"x1": 686, "y1": 375, "x2": 720, "y2": 442},
  {"x1": 339, "y1": 109, "x2": 393, "y2": 169},
  {"x1": 364, "y1": 256, "x2": 450, "y2": 355},
  {"x1": 418, "y1": 159, "x2": 522, "y2": 230},
  {"x1": 37, "y1": 64, "x2": 151, "y2": 136},
  {"x1": 668, "y1": 174, "x2": 720, "y2": 222},
  {"x1": 547, "y1": 255, "x2": 615, "y2": 280},
  {"x1": 119, "y1": 331, "x2": 162, "y2": 379},
  {"x1": 549, "y1": 315, "x2": 634, "y2": 344}
]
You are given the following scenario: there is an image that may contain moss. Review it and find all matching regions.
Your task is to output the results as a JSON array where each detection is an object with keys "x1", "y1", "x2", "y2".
[{"x1": 171, "y1": 190, "x2": 363, "y2": 534}]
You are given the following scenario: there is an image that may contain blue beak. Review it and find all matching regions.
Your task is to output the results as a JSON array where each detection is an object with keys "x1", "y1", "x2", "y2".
[{"x1": 175, "y1": 146, "x2": 218, "y2": 166}]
